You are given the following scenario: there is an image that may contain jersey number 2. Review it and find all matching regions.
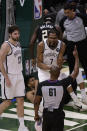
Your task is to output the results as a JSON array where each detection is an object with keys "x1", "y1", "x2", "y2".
[{"x1": 42, "y1": 30, "x2": 48, "y2": 41}]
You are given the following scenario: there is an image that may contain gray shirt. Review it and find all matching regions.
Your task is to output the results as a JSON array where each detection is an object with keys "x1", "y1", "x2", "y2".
[{"x1": 59, "y1": 13, "x2": 87, "y2": 42}]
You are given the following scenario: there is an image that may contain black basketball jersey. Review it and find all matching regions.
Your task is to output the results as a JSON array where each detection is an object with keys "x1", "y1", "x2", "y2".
[{"x1": 37, "y1": 22, "x2": 55, "y2": 42}]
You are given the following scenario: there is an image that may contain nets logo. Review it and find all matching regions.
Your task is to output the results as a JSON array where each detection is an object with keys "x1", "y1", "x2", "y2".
[
  {"x1": 34, "y1": 0, "x2": 42, "y2": 19},
  {"x1": 56, "y1": 48, "x2": 60, "y2": 52}
]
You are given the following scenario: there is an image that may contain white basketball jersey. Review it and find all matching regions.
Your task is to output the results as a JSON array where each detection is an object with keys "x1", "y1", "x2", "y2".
[
  {"x1": 43, "y1": 40, "x2": 62, "y2": 66},
  {"x1": 4, "y1": 41, "x2": 23, "y2": 74}
]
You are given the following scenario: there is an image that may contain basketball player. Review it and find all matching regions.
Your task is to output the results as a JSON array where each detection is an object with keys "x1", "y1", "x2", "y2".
[
  {"x1": 34, "y1": 46, "x2": 79, "y2": 131},
  {"x1": 24, "y1": 74, "x2": 38, "y2": 104},
  {"x1": 0, "y1": 25, "x2": 29, "y2": 131},
  {"x1": 29, "y1": 16, "x2": 62, "y2": 66},
  {"x1": 37, "y1": 28, "x2": 82, "y2": 107}
]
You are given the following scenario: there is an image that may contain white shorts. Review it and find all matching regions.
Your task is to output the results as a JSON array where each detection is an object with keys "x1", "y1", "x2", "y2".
[
  {"x1": 1, "y1": 73, "x2": 25, "y2": 99},
  {"x1": 38, "y1": 68, "x2": 83, "y2": 84},
  {"x1": 59, "y1": 69, "x2": 83, "y2": 85},
  {"x1": 58, "y1": 72, "x2": 67, "y2": 80},
  {"x1": 38, "y1": 68, "x2": 50, "y2": 82},
  {"x1": 38, "y1": 68, "x2": 67, "y2": 82}
]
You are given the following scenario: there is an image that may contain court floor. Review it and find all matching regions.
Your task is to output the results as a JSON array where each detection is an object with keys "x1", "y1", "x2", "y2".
[
  {"x1": 0, "y1": 67, "x2": 87, "y2": 131},
  {"x1": 0, "y1": 100, "x2": 87, "y2": 131}
]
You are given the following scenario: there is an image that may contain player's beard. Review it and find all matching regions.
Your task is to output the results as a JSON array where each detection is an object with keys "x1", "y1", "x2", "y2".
[
  {"x1": 12, "y1": 37, "x2": 19, "y2": 42},
  {"x1": 49, "y1": 42, "x2": 57, "y2": 49}
]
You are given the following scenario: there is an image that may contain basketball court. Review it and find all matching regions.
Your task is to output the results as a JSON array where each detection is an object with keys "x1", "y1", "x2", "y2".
[{"x1": 0, "y1": 67, "x2": 87, "y2": 131}]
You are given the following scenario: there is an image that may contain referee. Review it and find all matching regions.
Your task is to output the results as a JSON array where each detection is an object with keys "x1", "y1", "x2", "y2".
[
  {"x1": 34, "y1": 46, "x2": 79, "y2": 131},
  {"x1": 59, "y1": 3, "x2": 87, "y2": 92}
]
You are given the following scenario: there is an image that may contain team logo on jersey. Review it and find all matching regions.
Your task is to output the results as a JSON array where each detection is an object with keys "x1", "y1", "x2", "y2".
[
  {"x1": 56, "y1": 48, "x2": 60, "y2": 52},
  {"x1": 14, "y1": 50, "x2": 21, "y2": 57},
  {"x1": 34, "y1": 0, "x2": 42, "y2": 19},
  {"x1": 19, "y1": 0, "x2": 26, "y2": 7}
]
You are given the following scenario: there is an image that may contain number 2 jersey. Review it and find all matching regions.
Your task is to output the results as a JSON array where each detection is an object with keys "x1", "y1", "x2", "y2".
[
  {"x1": 37, "y1": 22, "x2": 55, "y2": 42},
  {"x1": 4, "y1": 41, "x2": 23, "y2": 74}
]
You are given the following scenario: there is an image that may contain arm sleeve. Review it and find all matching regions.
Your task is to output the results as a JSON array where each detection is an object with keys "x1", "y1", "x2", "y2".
[
  {"x1": 36, "y1": 83, "x2": 42, "y2": 96},
  {"x1": 61, "y1": 76, "x2": 73, "y2": 88}
]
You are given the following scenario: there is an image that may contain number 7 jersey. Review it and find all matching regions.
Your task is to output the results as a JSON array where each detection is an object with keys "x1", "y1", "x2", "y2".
[
  {"x1": 4, "y1": 41, "x2": 23, "y2": 74},
  {"x1": 43, "y1": 39, "x2": 62, "y2": 66}
]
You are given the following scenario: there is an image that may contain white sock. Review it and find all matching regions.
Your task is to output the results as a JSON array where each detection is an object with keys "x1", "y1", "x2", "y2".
[
  {"x1": 81, "y1": 89, "x2": 86, "y2": 99},
  {"x1": 70, "y1": 92, "x2": 78, "y2": 102},
  {"x1": 18, "y1": 117, "x2": 25, "y2": 127}
]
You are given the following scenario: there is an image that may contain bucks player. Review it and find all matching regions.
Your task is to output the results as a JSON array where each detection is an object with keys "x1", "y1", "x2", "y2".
[{"x1": 0, "y1": 25, "x2": 29, "y2": 131}]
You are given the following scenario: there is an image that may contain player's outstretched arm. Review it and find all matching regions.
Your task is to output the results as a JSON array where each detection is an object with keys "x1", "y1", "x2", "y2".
[
  {"x1": 70, "y1": 46, "x2": 79, "y2": 80},
  {"x1": 34, "y1": 95, "x2": 42, "y2": 121},
  {"x1": 57, "y1": 42, "x2": 66, "y2": 68}
]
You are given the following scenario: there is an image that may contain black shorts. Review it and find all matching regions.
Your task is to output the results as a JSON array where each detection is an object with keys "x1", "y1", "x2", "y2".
[{"x1": 42, "y1": 109, "x2": 65, "y2": 131}]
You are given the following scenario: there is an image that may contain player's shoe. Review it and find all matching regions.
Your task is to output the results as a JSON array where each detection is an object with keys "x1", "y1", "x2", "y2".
[
  {"x1": 80, "y1": 102, "x2": 87, "y2": 111},
  {"x1": 65, "y1": 100, "x2": 87, "y2": 111},
  {"x1": 65, "y1": 99, "x2": 82, "y2": 110},
  {"x1": 82, "y1": 97, "x2": 87, "y2": 105},
  {"x1": 18, "y1": 126, "x2": 29, "y2": 131},
  {"x1": 74, "y1": 99, "x2": 82, "y2": 110}
]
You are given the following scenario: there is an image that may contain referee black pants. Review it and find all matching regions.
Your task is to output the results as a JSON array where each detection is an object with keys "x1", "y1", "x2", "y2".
[
  {"x1": 66, "y1": 38, "x2": 87, "y2": 82},
  {"x1": 42, "y1": 109, "x2": 65, "y2": 131}
]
